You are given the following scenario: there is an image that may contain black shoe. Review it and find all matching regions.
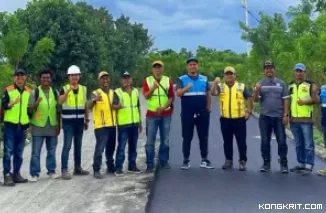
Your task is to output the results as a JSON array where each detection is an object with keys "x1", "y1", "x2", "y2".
[
  {"x1": 128, "y1": 167, "x2": 142, "y2": 173},
  {"x1": 114, "y1": 169, "x2": 124, "y2": 176},
  {"x1": 181, "y1": 160, "x2": 190, "y2": 170},
  {"x1": 239, "y1": 160, "x2": 246, "y2": 171},
  {"x1": 200, "y1": 159, "x2": 214, "y2": 169},
  {"x1": 279, "y1": 159, "x2": 289, "y2": 173},
  {"x1": 3, "y1": 173, "x2": 15, "y2": 186},
  {"x1": 222, "y1": 160, "x2": 233, "y2": 170},
  {"x1": 260, "y1": 160, "x2": 270, "y2": 172},
  {"x1": 107, "y1": 164, "x2": 115, "y2": 174},
  {"x1": 290, "y1": 165, "x2": 305, "y2": 172},
  {"x1": 74, "y1": 167, "x2": 90, "y2": 176},
  {"x1": 302, "y1": 168, "x2": 312, "y2": 176},
  {"x1": 160, "y1": 162, "x2": 171, "y2": 169},
  {"x1": 12, "y1": 173, "x2": 28, "y2": 183},
  {"x1": 93, "y1": 171, "x2": 103, "y2": 179}
]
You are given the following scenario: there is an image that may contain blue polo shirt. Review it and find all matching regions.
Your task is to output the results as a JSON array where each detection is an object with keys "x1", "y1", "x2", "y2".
[
  {"x1": 320, "y1": 85, "x2": 326, "y2": 126},
  {"x1": 176, "y1": 74, "x2": 209, "y2": 115}
]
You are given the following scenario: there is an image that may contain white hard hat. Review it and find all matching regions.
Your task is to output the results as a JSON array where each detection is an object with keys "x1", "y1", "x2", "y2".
[{"x1": 67, "y1": 65, "x2": 81, "y2": 75}]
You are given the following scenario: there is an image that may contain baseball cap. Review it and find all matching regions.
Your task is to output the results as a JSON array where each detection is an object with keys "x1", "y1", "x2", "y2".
[
  {"x1": 263, "y1": 61, "x2": 274, "y2": 68},
  {"x1": 14, "y1": 69, "x2": 26, "y2": 75},
  {"x1": 121, "y1": 71, "x2": 131, "y2": 78},
  {"x1": 152, "y1": 60, "x2": 164, "y2": 67},
  {"x1": 294, "y1": 63, "x2": 306, "y2": 71},
  {"x1": 224, "y1": 66, "x2": 236, "y2": 74},
  {"x1": 98, "y1": 71, "x2": 109, "y2": 79},
  {"x1": 186, "y1": 57, "x2": 198, "y2": 64}
]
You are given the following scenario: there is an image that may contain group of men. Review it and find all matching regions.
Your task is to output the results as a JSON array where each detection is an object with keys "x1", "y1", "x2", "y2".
[{"x1": 1, "y1": 57, "x2": 326, "y2": 187}]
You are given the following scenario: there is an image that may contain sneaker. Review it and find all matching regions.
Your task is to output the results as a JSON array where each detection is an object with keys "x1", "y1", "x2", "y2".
[
  {"x1": 74, "y1": 167, "x2": 90, "y2": 176},
  {"x1": 48, "y1": 172, "x2": 59, "y2": 179},
  {"x1": 160, "y1": 162, "x2": 171, "y2": 169},
  {"x1": 61, "y1": 170, "x2": 72, "y2": 180},
  {"x1": 290, "y1": 165, "x2": 305, "y2": 173},
  {"x1": 239, "y1": 160, "x2": 246, "y2": 171},
  {"x1": 145, "y1": 168, "x2": 154, "y2": 173},
  {"x1": 260, "y1": 160, "x2": 270, "y2": 172},
  {"x1": 29, "y1": 176, "x2": 39, "y2": 182},
  {"x1": 115, "y1": 170, "x2": 124, "y2": 176},
  {"x1": 93, "y1": 171, "x2": 104, "y2": 179},
  {"x1": 222, "y1": 160, "x2": 233, "y2": 170},
  {"x1": 12, "y1": 173, "x2": 28, "y2": 183},
  {"x1": 279, "y1": 159, "x2": 289, "y2": 174},
  {"x1": 128, "y1": 167, "x2": 142, "y2": 173},
  {"x1": 317, "y1": 168, "x2": 326, "y2": 176},
  {"x1": 200, "y1": 159, "x2": 214, "y2": 169},
  {"x1": 3, "y1": 173, "x2": 15, "y2": 186},
  {"x1": 302, "y1": 168, "x2": 312, "y2": 176},
  {"x1": 181, "y1": 160, "x2": 190, "y2": 170}
]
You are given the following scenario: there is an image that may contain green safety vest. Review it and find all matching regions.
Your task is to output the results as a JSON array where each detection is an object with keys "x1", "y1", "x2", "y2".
[
  {"x1": 289, "y1": 81, "x2": 313, "y2": 118},
  {"x1": 31, "y1": 86, "x2": 57, "y2": 127},
  {"x1": 115, "y1": 87, "x2": 140, "y2": 125},
  {"x1": 146, "y1": 76, "x2": 170, "y2": 111},
  {"x1": 3, "y1": 84, "x2": 31, "y2": 125}
]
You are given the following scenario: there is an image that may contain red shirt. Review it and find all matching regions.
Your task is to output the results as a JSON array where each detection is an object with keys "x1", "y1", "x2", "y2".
[{"x1": 142, "y1": 77, "x2": 175, "y2": 117}]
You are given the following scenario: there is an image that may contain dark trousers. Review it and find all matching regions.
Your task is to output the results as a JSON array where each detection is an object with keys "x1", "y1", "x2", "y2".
[
  {"x1": 3, "y1": 124, "x2": 27, "y2": 175},
  {"x1": 93, "y1": 127, "x2": 116, "y2": 171},
  {"x1": 220, "y1": 117, "x2": 247, "y2": 161},
  {"x1": 115, "y1": 126, "x2": 139, "y2": 170},
  {"x1": 181, "y1": 112, "x2": 210, "y2": 160},
  {"x1": 259, "y1": 115, "x2": 288, "y2": 161},
  {"x1": 61, "y1": 123, "x2": 84, "y2": 170}
]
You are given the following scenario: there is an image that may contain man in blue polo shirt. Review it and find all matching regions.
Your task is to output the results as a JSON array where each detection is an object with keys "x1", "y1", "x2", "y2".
[{"x1": 176, "y1": 57, "x2": 214, "y2": 170}]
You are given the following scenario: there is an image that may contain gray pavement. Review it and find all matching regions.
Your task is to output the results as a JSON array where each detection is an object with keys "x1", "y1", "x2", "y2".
[
  {"x1": 0, "y1": 95, "x2": 153, "y2": 213},
  {"x1": 147, "y1": 97, "x2": 326, "y2": 213}
]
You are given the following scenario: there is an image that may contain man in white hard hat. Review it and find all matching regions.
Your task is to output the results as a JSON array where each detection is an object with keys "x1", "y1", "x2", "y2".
[{"x1": 58, "y1": 65, "x2": 90, "y2": 180}]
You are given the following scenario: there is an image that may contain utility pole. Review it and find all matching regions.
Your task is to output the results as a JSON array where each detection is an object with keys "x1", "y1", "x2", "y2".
[{"x1": 242, "y1": 0, "x2": 250, "y2": 56}]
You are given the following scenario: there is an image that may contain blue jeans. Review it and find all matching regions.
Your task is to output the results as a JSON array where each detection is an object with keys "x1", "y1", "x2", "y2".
[
  {"x1": 93, "y1": 127, "x2": 116, "y2": 171},
  {"x1": 30, "y1": 136, "x2": 58, "y2": 176},
  {"x1": 290, "y1": 122, "x2": 315, "y2": 167},
  {"x1": 322, "y1": 125, "x2": 326, "y2": 148},
  {"x1": 259, "y1": 115, "x2": 288, "y2": 161},
  {"x1": 115, "y1": 126, "x2": 139, "y2": 170},
  {"x1": 145, "y1": 116, "x2": 171, "y2": 169},
  {"x1": 61, "y1": 123, "x2": 84, "y2": 170},
  {"x1": 3, "y1": 124, "x2": 27, "y2": 175}
]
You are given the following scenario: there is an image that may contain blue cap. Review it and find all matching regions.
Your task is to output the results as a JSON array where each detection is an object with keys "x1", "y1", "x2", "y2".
[{"x1": 294, "y1": 63, "x2": 306, "y2": 71}]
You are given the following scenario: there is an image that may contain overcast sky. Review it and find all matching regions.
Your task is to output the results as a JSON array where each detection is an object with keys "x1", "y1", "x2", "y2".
[{"x1": 1, "y1": 0, "x2": 301, "y2": 53}]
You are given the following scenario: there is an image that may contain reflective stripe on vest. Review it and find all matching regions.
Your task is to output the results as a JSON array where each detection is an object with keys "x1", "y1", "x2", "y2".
[
  {"x1": 4, "y1": 85, "x2": 31, "y2": 125},
  {"x1": 219, "y1": 82, "x2": 246, "y2": 119},
  {"x1": 180, "y1": 74, "x2": 207, "y2": 96},
  {"x1": 61, "y1": 84, "x2": 86, "y2": 119},
  {"x1": 146, "y1": 76, "x2": 170, "y2": 111},
  {"x1": 31, "y1": 86, "x2": 57, "y2": 127},
  {"x1": 92, "y1": 88, "x2": 116, "y2": 129},
  {"x1": 289, "y1": 82, "x2": 313, "y2": 118},
  {"x1": 115, "y1": 88, "x2": 140, "y2": 126}
]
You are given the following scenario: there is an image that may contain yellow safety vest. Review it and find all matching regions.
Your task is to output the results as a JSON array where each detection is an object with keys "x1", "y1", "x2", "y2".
[
  {"x1": 61, "y1": 84, "x2": 87, "y2": 119},
  {"x1": 146, "y1": 76, "x2": 170, "y2": 111},
  {"x1": 31, "y1": 86, "x2": 57, "y2": 127},
  {"x1": 219, "y1": 82, "x2": 246, "y2": 118},
  {"x1": 92, "y1": 88, "x2": 116, "y2": 129},
  {"x1": 115, "y1": 87, "x2": 140, "y2": 126},
  {"x1": 289, "y1": 81, "x2": 313, "y2": 118},
  {"x1": 4, "y1": 85, "x2": 31, "y2": 125}
]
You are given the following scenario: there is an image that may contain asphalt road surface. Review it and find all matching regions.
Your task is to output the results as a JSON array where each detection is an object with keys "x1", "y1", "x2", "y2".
[{"x1": 147, "y1": 97, "x2": 326, "y2": 213}]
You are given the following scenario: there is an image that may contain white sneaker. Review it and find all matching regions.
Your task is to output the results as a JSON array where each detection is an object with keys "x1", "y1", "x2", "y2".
[
  {"x1": 29, "y1": 176, "x2": 39, "y2": 182},
  {"x1": 48, "y1": 172, "x2": 59, "y2": 179}
]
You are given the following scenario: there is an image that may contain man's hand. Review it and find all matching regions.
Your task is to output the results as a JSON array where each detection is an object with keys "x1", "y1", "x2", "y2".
[
  {"x1": 55, "y1": 125, "x2": 61, "y2": 136},
  {"x1": 297, "y1": 98, "x2": 304, "y2": 106},
  {"x1": 186, "y1": 83, "x2": 192, "y2": 89},
  {"x1": 10, "y1": 96, "x2": 20, "y2": 106},
  {"x1": 255, "y1": 83, "x2": 261, "y2": 93},
  {"x1": 156, "y1": 107, "x2": 165, "y2": 114},
  {"x1": 84, "y1": 119, "x2": 89, "y2": 130},
  {"x1": 116, "y1": 103, "x2": 124, "y2": 109},
  {"x1": 214, "y1": 77, "x2": 221, "y2": 84},
  {"x1": 94, "y1": 94, "x2": 102, "y2": 102},
  {"x1": 24, "y1": 127, "x2": 30, "y2": 136},
  {"x1": 245, "y1": 111, "x2": 251, "y2": 120},
  {"x1": 36, "y1": 96, "x2": 43, "y2": 104},
  {"x1": 282, "y1": 115, "x2": 289, "y2": 125},
  {"x1": 152, "y1": 81, "x2": 159, "y2": 90}
]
